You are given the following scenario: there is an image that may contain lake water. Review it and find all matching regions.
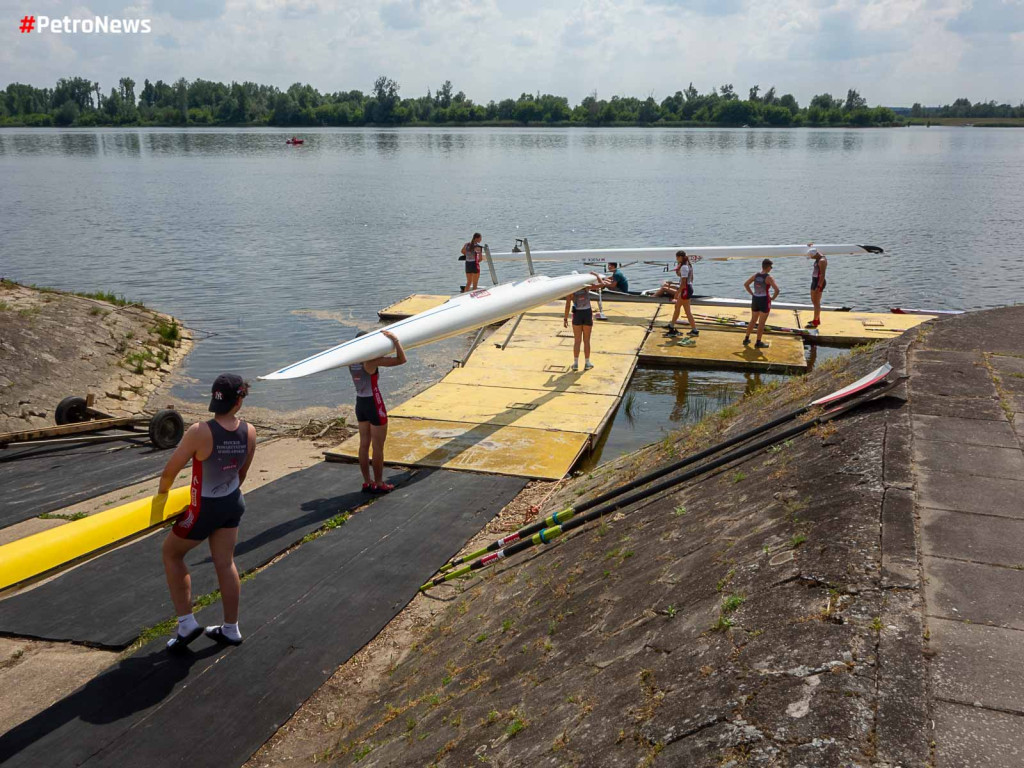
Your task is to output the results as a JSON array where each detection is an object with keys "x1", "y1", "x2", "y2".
[{"x1": 2, "y1": 126, "x2": 1022, "y2": 463}]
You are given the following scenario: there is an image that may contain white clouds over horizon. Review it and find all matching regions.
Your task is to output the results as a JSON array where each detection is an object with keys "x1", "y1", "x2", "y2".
[{"x1": 1, "y1": 0, "x2": 1022, "y2": 106}]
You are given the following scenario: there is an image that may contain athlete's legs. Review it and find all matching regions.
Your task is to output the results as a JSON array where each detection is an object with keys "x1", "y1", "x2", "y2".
[
  {"x1": 756, "y1": 312, "x2": 768, "y2": 342},
  {"x1": 209, "y1": 526, "x2": 241, "y2": 624},
  {"x1": 811, "y1": 289, "x2": 822, "y2": 325},
  {"x1": 681, "y1": 299, "x2": 696, "y2": 330},
  {"x1": 670, "y1": 298, "x2": 682, "y2": 325},
  {"x1": 163, "y1": 532, "x2": 203, "y2": 616},
  {"x1": 357, "y1": 421, "x2": 372, "y2": 484},
  {"x1": 467, "y1": 270, "x2": 479, "y2": 291},
  {"x1": 572, "y1": 323, "x2": 583, "y2": 358},
  {"x1": 745, "y1": 309, "x2": 758, "y2": 338},
  {"x1": 370, "y1": 422, "x2": 388, "y2": 484},
  {"x1": 582, "y1": 324, "x2": 592, "y2": 359}
]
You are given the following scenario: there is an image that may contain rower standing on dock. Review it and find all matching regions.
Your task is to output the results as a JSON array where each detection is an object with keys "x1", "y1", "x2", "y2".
[
  {"x1": 461, "y1": 232, "x2": 483, "y2": 293},
  {"x1": 664, "y1": 250, "x2": 701, "y2": 339},
  {"x1": 807, "y1": 248, "x2": 827, "y2": 328},
  {"x1": 564, "y1": 273, "x2": 612, "y2": 371},
  {"x1": 350, "y1": 330, "x2": 406, "y2": 493},
  {"x1": 158, "y1": 374, "x2": 256, "y2": 652},
  {"x1": 743, "y1": 259, "x2": 780, "y2": 349}
]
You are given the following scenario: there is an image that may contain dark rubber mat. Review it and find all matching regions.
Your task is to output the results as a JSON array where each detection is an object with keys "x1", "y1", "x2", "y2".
[
  {"x1": 0, "y1": 439, "x2": 172, "y2": 529},
  {"x1": 0, "y1": 462, "x2": 408, "y2": 647},
  {"x1": 0, "y1": 469, "x2": 525, "y2": 767}
]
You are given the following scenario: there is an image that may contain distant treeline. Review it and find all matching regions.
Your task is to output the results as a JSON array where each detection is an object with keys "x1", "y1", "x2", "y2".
[
  {"x1": 907, "y1": 98, "x2": 1024, "y2": 119},
  {"x1": 1, "y1": 76, "x2": 905, "y2": 128}
]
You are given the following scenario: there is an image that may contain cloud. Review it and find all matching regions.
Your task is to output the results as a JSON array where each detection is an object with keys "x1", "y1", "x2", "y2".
[
  {"x1": 947, "y1": 0, "x2": 1024, "y2": 35},
  {"x1": 151, "y1": 0, "x2": 227, "y2": 21},
  {"x1": 644, "y1": 0, "x2": 744, "y2": 15},
  {"x1": 379, "y1": 0, "x2": 426, "y2": 29}
]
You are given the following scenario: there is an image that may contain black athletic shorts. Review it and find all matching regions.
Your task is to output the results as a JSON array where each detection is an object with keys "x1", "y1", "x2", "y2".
[
  {"x1": 677, "y1": 283, "x2": 693, "y2": 300},
  {"x1": 811, "y1": 278, "x2": 826, "y2": 292},
  {"x1": 355, "y1": 395, "x2": 388, "y2": 426},
  {"x1": 465, "y1": 262, "x2": 480, "y2": 274},
  {"x1": 572, "y1": 308, "x2": 593, "y2": 327},
  {"x1": 172, "y1": 488, "x2": 245, "y2": 541},
  {"x1": 751, "y1": 295, "x2": 771, "y2": 314}
]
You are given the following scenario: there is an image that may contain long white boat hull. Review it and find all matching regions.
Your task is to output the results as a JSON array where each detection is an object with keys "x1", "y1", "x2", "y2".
[
  {"x1": 261, "y1": 273, "x2": 599, "y2": 380},
  {"x1": 491, "y1": 243, "x2": 883, "y2": 261}
]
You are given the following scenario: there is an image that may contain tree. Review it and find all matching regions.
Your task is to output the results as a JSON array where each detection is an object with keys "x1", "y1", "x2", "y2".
[
  {"x1": 748, "y1": 85, "x2": 760, "y2": 102},
  {"x1": 719, "y1": 84, "x2": 736, "y2": 100},
  {"x1": 844, "y1": 89, "x2": 866, "y2": 112},
  {"x1": 372, "y1": 75, "x2": 400, "y2": 122},
  {"x1": 910, "y1": 102, "x2": 923, "y2": 118},
  {"x1": 779, "y1": 93, "x2": 799, "y2": 114},
  {"x1": 810, "y1": 93, "x2": 835, "y2": 111},
  {"x1": 762, "y1": 86, "x2": 776, "y2": 105},
  {"x1": 436, "y1": 80, "x2": 453, "y2": 108},
  {"x1": 55, "y1": 99, "x2": 79, "y2": 126}
]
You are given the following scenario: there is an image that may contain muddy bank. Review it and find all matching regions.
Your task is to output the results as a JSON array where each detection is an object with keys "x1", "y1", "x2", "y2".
[
  {"x1": 0, "y1": 280, "x2": 192, "y2": 431},
  {"x1": 249, "y1": 335, "x2": 918, "y2": 767}
]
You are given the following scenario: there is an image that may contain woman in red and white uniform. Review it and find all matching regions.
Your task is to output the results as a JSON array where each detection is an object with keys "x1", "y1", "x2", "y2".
[
  {"x1": 350, "y1": 330, "x2": 406, "y2": 494},
  {"x1": 807, "y1": 248, "x2": 828, "y2": 328},
  {"x1": 158, "y1": 373, "x2": 256, "y2": 652}
]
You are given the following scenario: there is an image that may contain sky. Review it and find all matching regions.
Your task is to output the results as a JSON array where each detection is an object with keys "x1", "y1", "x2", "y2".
[{"x1": 2, "y1": 0, "x2": 1023, "y2": 106}]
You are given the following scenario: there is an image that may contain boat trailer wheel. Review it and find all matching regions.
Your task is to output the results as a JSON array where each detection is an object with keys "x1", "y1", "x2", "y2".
[
  {"x1": 149, "y1": 409, "x2": 185, "y2": 449},
  {"x1": 54, "y1": 396, "x2": 90, "y2": 425}
]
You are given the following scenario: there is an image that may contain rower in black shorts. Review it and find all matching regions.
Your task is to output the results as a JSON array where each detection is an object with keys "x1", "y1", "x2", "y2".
[
  {"x1": 158, "y1": 373, "x2": 256, "y2": 651},
  {"x1": 350, "y1": 330, "x2": 406, "y2": 493},
  {"x1": 461, "y1": 232, "x2": 483, "y2": 292},
  {"x1": 743, "y1": 259, "x2": 780, "y2": 349}
]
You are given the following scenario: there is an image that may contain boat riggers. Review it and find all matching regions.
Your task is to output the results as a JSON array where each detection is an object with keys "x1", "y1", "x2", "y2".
[
  {"x1": 690, "y1": 311, "x2": 816, "y2": 337},
  {"x1": 422, "y1": 364, "x2": 897, "y2": 591}
]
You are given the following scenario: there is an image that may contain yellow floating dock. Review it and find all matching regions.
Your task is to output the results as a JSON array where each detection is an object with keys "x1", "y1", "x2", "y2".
[
  {"x1": 328, "y1": 301, "x2": 654, "y2": 479},
  {"x1": 689, "y1": 307, "x2": 934, "y2": 346},
  {"x1": 639, "y1": 327, "x2": 807, "y2": 374},
  {"x1": 378, "y1": 294, "x2": 448, "y2": 320},
  {"x1": 338, "y1": 293, "x2": 931, "y2": 479},
  {"x1": 379, "y1": 295, "x2": 935, "y2": 347}
]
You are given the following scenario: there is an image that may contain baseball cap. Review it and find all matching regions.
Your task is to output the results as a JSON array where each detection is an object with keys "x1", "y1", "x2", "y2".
[{"x1": 209, "y1": 373, "x2": 248, "y2": 414}]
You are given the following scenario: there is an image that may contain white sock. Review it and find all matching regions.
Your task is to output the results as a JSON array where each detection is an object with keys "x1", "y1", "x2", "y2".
[
  {"x1": 585, "y1": 358, "x2": 591, "y2": 364},
  {"x1": 573, "y1": 357, "x2": 579, "y2": 365},
  {"x1": 221, "y1": 622, "x2": 242, "y2": 641},
  {"x1": 177, "y1": 613, "x2": 199, "y2": 635}
]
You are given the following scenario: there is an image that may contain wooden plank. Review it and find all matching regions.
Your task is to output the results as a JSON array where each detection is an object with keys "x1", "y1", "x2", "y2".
[{"x1": 639, "y1": 328, "x2": 807, "y2": 374}]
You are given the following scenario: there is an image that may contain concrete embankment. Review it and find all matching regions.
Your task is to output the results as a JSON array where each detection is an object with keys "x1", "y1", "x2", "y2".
[{"x1": 249, "y1": 307, "x2": 1024, "y2": 768}]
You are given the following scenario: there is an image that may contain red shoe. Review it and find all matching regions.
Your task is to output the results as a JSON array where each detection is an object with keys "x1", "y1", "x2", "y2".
[
  {"x1": 361, "y1": 482, "x2": 373, "y2": 493},
  {"x1": 806, "y1": 320, "x2": 820, "y2": 328},
  {"x1": 371, "y1": 482, "x2": 395, "y2": 494}
]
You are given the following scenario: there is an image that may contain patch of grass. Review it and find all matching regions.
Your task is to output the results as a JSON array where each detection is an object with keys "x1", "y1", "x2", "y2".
[
  {"x1": 597, "y1": 521, "x2": 609, "y2": 537},
  {"x1": 475, "y1": 633, "x2": 488, "y2": 643},
  {"x1": 716, "y1": 568, "x2": 735, "y2": 592},
  {"x1": 353, "y1": 744, "x2": 373, "y2": 761},
  {"x1": 299, "y1": 512, "x2": 350, "y2": 544},
  {"x1": 74, "y1": 289, "x2": 141, "y2": 307},
  {"x1": 124, "y1": 347, "x2": 157, "y2": 374},
  {"x1": 789, "y1": 533, "x2": 808, "y2": 548},
  {"x1": 486, "y1": 709, "x2": 500, "y2": 725},
  {"x1": 154, "y1": 319, "x2": 181, "y2": 345},
  {"x1": 731, "y1": 471, "x2": 746, "y2": 483},
  {"x1": 505, "y1": 717, "x2": 526, "y2": 737},
  {"x1": 0, "y1": 301, "x2": 11, "y2": 311},
  {"x1": 711, "y1": 615, "x2": 734, "y2": 632},
  {"x1": 665, "y1": 605, "x2": 677, "y2": 618},
  {"x1": 721, "y1": 593, "x2": 745, "y2": 613},
  {"x1": 406, "y1": 716, "x2": 416, "y2": 731},
  {"x1": 501, "y1": 618, "x2": 513, "y2": 633},
  {"x1": 17, "y1": 306, "x2": 40, "y2": 318},
  {"x1": 672, "y1": 505, "x2": 687, "y2": 516},
  {"x1": 38, "y1": 511, "x2": 88, "y2": 521},
  {"x1": 871, "y1": 616, "x2": 883, "y2": 632}
]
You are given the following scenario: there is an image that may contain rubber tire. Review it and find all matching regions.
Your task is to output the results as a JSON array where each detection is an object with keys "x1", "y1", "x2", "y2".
[
  {"x1": 55, "y1": 396, "x2": 89, "y2": 425},
  {"x1": 149, "y1": 409, "x2": 184, "y2": 449}
]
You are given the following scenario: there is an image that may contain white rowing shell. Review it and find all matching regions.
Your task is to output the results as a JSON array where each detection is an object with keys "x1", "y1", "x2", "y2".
[
  {"x1": 261, "y1": 273, "x2": 600, "y2": 380},
  {"x1": 490, "y1": 243, "x2": 883, "y2": 262}
]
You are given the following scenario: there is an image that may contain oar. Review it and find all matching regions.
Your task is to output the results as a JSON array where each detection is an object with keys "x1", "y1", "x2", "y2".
[
  {"x1": 688, "y1": 310, "x2": 815, "y2": 337},
  {"x1": 423, "y1": 377, "x2": 901, "y2": 591},
  {"x1": 429, "y1": 364, "x2": 892, "y2": 582}
]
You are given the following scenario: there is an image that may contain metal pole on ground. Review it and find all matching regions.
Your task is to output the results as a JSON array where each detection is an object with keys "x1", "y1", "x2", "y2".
[{"x1": 523, "y1": 238, "x2": 535, "y2": 276}]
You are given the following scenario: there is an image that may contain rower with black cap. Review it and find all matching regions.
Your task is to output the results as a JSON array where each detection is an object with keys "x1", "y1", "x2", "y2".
[{"x1": 157, "y1": 373, "x2": 257, "y2": 652}]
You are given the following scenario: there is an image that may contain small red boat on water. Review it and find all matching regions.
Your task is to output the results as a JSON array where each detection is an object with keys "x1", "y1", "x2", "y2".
[{"x1": 286, "y1": 137, "x2": 304, "y2": 145}]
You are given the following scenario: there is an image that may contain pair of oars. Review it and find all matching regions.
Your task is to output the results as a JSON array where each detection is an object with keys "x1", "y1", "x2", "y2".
[{"x1": 421, "y1": 363, "x2": 895, "y2": 591}]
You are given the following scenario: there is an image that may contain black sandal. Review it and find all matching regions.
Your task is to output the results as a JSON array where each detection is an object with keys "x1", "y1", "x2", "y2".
[
  {"x1": 205, "y1": 625, "x2": 244, "y2": 646},
  {"x1": 166, "y1": 624, "x2": 204, "y2": 653}
]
